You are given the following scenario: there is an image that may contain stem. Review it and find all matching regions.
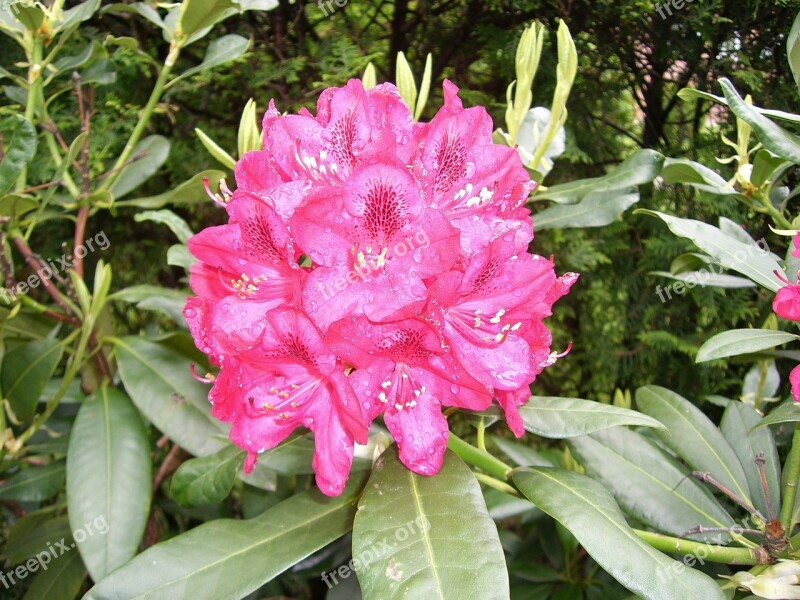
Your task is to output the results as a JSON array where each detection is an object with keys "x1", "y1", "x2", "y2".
[
  {"x1": 634, "y1": 530, "x2": 766, "y2": 565},
  {"x1": 447, "y1": 433, "x2": 512, "y2": 481},
  {"x1": 474, "y1": 472, "x2": 520, "y2": 497},
  {"x1": 10, "y1": 230, "x2": 76, "y2": 316},
  {"x1": 17, "y1": 36, "x2": 44, "y2": 192},
  {"x1": 73, "y1": 206, "x2": 88, "y2": 278},
  {"x1": 477, "y1": 416, "x2": 486, "y2": 451},
  {"x1": 758, "y1": 192, "x2": 793, "y2": 230},
  {"x1": 781, "y1": 424, "x2": 800, "y2": 531},
  {"x1": 101, "y1": 43, "x2": 180, "y2": 192}
]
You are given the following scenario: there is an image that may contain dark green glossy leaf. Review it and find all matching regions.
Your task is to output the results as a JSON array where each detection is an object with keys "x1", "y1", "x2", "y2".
[
  {"x1": 1, "y1": 338, "x2": 63, "y2": 423},
  {"x1": 533, "y1": 189, "x2": 639, "y2": 230},
  {"x1": 519, "y1": 396, "x2": 666, "y2": 438},
  {"x1": 85, "y1": 474, "x2": 367, "y2": 599},
  {"x1": 113, "y1": 336, "x2": 227, "y2": 456},
  {"x1": 66, "y1": 388, "x2": 151, "y2": 581},
  {"x1": 353, "y1": 447, "x2": 509, "y2": 599},
  {"x1": 0, "y1": 461, "x2": 65, "y2": 502},
  {"x1": 0, "y1": 114, "x2": 36, "y2": 194},
  {"x1": 568, "y1": 428, "x2": 735, "y2": 542},
  {"x1": 635, "y1": 386, "x2": 751, "y2": 505},
  {"x1": 513, "y1": 468, "x2": 726, "y2": 600},
  {"x1": 171, "y1": 444, "x2": 243, "y2": 507},
  {"x1": 109, "y1": 135, "x2": 169, "y2": 199},
  {"x1": 720, "y1": 403, "x2": 780, "y2": 520},
  {"x1": 697, "y1": 330, "x2": 799, "y2": 363}
]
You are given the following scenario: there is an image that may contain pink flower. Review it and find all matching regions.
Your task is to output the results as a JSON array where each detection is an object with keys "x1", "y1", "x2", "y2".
[
  {"x1": 207, "y1": 308, "x2": 367, "y2": 496},
  {"x1": 792, "y1": 365, "x2": 800, "y2": 402},
  {"x1": 774, "y1": 275, "x2": 800, "y2": 322},
  {"x1": 793, "y1": 233, "x2": 800, "y2": 259},
  {"x1": 185, "y1": 78, "x2": 576, "y2": 494},
  {"x1": 326, "y1": 317, "x2": 492, "y2": 475}
]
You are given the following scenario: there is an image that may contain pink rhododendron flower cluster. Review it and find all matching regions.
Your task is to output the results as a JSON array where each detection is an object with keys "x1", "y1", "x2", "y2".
[
  {"x1": 184, "y1": 79, "x2": 578, "y2": 495},
  {"x1": 774, "y1": 233, "x2": 800, "y2": 402}
]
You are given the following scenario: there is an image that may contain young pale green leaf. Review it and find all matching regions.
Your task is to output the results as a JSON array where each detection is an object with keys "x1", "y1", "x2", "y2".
[
  {"x1": 635, "y1": 385, "x2": 752, "y2": 505},
  {"x1": 134, "y1": 209, "x2": 193, "y2": 243},
  {"x1": 533, "y1": 149, "x2": 664, "y2": 204},
  {"x1": 109, "y1": 135, "x2": 170, "y2": 199},
  {"x1": 756, "y1": 402, "x2": 800, "y2": 428},
  {"x1": 171, "y1": 444, "x2": 243, "y2": 507},
  {"x1": 751, "y1": 150, "x2": 789, "y2": 188},
  {"x1": 111, "y1": 284, "x2": 188, "y2": 323},
  {"x1": 696, "y1": 329, "x2": 799, "y2": 363},
  {"x1": 679, "y1": 87, "x2": 800, "y2": 125},
  {"x1": 638, "y1": 210, "x2": 785, "y2": 291},
  {"x1": 22, "y1": 539, "x2": 87, "y2": 600},
  {"x1": 113, "y1": 336, "x2": 228, "y2": 456},
  {"x1": 177, "y1": 0, "x2": 237, "y2": 38},
  {"x1": 84, "y1": 474, "x2": 367, "y2": 599},
  {"x1": 195, "y1": 128, "x2": 236, "y2": 169},
  {"x1": 720, "y1": 403, "x2": 781, "y2": 520},
  {"x1": 237, "y1": 98, "x2": 260, "y2": 155},
  {"x1": 568, "y1": 428, "x2": 735, "y2": 542},
  {"x1": 414, "y1": 53, "x2": 433, "y2": 121},
  {"x1": 169, "y1": 34, "x2": 250, "y2": 87},
  {"x1": 100, "y1": 3, "x2": 167, "y2": 32},
  {"x1": 117, "y1": 169, "x2": 226, "y2": 209},
  {"x1": 1, "y1": 338, "x2": 63, "y2": 423},
  {"x1": 518, "y1": 396, "x2": 666, "y2": 438},
  {"x1": 362, "y1": 62, "x2": 377, "y2": 90},
  {"x1": 512, "y1": 468, "x2": 726, "y2": 600},
  {"x1": 534, "y1": 189, "x2": 639, "y2": 230},
  {"x1": 66, "y1": 388, "x2": 151, "y2": 581},
  {"x1": 0, "y1": 461, "x2": 65, "y2": 502},
  {"x1": 0, "y1": 114, "x2": 37, "y2": 194},
  {"x1": 167, "y1": 244, "x2": 194, "y2": 271},
  {"x1": 353, "y1": 447, "x2": 509, "y2": 600},
  {"x1": 395, "y1": 52, "x2": 418, "y2": 115},
  {"x1": 651, "y1": 270, "x2": 756, "y2": 289},
  {"x1": 720, "y1": 78, "x2": 800, "y2": 164}
]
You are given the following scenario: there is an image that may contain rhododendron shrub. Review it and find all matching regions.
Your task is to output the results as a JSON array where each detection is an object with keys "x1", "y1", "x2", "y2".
[
  {"x1": 184, "y1": 79, "x2": 577, "y2": 495},
  {"x1": 773, "y1": 233, "x2": 800, "y2": 402}
]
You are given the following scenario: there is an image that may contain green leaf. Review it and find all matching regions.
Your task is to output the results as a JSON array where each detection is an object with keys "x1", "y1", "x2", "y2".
[
  {"x1": 568, "y1": 428, "x2": 735, "y2": 542},
  {"x1": 117, "y1": 169, "x2": 225, "y2": 209},
  {"x1": 756, "y1": 402, "x2": 800, "y2": 428},
  {"x1": 696, "y1": 329, "x2": 799, "y2": 363},
  {"x1": 635, "y1": 385, "x2": 751, "y2": 505},
  {"x1": 678, "y1": 87, "x2": 800, "y2": 125},
  {"x1": 518, "y1": 396, "x2": 666, "y2": 438},
  {"x1": 353, "y1": 446, "x2": 508, "y2": 599},
  {"x1": 110, "y1": 135, "x2": 169, "y2": 199},
  {"x1": 134, "y1": 209, "x2": 193, "y2": 243},
  {"x1": 651, "y1": 270, "x2": 756, "y2": 289},
  {"x1": 0, "y1": 461, "x2": 65, "y2": 502},
  {"x1": 414, "y1": 53, "x2": 433, "y2": 121},
  {"x1": 84, "y1": 474, "x2": 367, "y2": 599},
  {"x1": 177, "y1": 0, "x2": 236, "y2": 38},
  {"x1": 720, "y1": 403, "x2": 780, "y2": 520},
  {"x1": 5, "y1": 512, "x2": 73, "y2": 565},
  {"x1": 113, "y1": 336, "x2": 227, "y2": 456},
  {"x1": 533, "y1": 149, "x2": 664, "y2": 204},
  {"x1": 22, "y1": 547, "x2": 87, "y2": 600},
  {"x1": 66, "y1": 388, "x2": 151, "y2": 581},
  {"x1": 534, "y1": 189, "x2": 640, "y2": 230},
  {"x1": 111, "y1": 284, "x2": 188, "y2": 323},
  {"x1": 637, "y1": 210, "x2": 785, "y2": 291},
  {"x1": 0, "y1": 193, "x2": 37, "y2": 218},
  {"x1": 167, "y1": 244, "x2": 194, "y2": 271},
  {"x1": 512, "y1": 468, "x2": 726, "y2": 600},
  {"x1": 169, "y1": 34, "x2": 250, "y2": 87},
  {"x1": 720, "y1": 78, "x2": 800, "y2": 164},
  {"x1": 11, "y1": 3, "x2": 45, "y2": 30},
  {"x1": 0, "y1": 114, "x2": 37, "y2": 194},
  {"x1": 751, "y1": 150, "x2": 789, "y2": 188},
  {"x1": 54, "y1": 0, "x2": 101, "y2": 32},
  {"x1": 491, "y1": 435, "x2": 553, "y2": 467},
  {"x1": 2, "y1": 338, "x2": 63, "y2": 423},
  {"x1": 101, "y1": 3, "x2": 167, "y2": 32},
  {"x1": 790, "y1": 12, "x2": 800, "y2": 93},
  {"x1": 171, "y1": 444, "x2": 243, "y2": 507}
]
